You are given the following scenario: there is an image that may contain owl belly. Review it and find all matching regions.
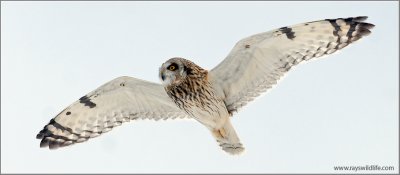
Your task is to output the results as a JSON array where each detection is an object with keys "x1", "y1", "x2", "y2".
[
  {"x1": 166, "y1": 84, "x2": 229, "y2": 129},
  {"x1": 184, "y1": 99, "x2": 229, "y2": 129}
]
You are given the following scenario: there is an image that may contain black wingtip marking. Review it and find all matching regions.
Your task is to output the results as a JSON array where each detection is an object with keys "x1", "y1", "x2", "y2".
[
  {"x1": 37, "y1": 117, "x2": 115, "y2": 149},
  {"x1": 40, "y1": 138, "x2": 50, "y2": 148},
  {"x1": 346, "y1": 23, "x2": 357, "y2": 41},
  {"x1": 37, "y1": 119, "x2": 79, "y2": 149},
  {"x1": 357, "y1": 27, "x2": 372, "y2": 36},
  {"x1": 279, "y1": 27, "x2": 295, "y2": 40},
  {"x1": 359, "y1": 22, "x2": 375, "y2": 30},
  {"x1": 36, "y1": 119, "x2": 74, "y2": 140},
  {"x1": 327, "y1": 16, "x2": 374, "y2": 39},
  {"x1": 36, "y1": 132, "x2": 44, "y2": 139},
  {"x1": 49, "y1": 119, "x2": 74, "y2": 134},
  {"x1": 342, "y1": 17, "x2": 374, "y2": 42},
  {"x1": 327, "y1": 19, "x2": 341, "y2": 37},
  {"x1": 79, "y1": 95, "x2": 96, "y2": 108},
  {"x1": 353, "y1": 16, "x2": 368, "y2": 22},
  {"x1": 48, "y1": 141, "x2": 60, "y2": 150}
]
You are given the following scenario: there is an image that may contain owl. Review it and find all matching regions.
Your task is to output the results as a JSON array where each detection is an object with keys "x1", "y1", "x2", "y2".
[{"x1": 37, "y1": 16, "x2": 374, "y2": 155}]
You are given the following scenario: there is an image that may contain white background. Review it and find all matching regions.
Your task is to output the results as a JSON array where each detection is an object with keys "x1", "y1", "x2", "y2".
[{"x1": 1, "y1": 1, "x2": 398, "y2": 173}]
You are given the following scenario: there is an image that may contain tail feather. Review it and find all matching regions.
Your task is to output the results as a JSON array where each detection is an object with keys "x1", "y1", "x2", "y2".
[{"x1": 211, "y1": 118, "x2": 244, "y2": 155}]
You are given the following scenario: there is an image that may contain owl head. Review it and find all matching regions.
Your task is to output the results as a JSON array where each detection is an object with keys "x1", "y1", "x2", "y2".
[
  {"x1": 159, "y1": 57, "x2": 188, "y2": 87},
  {"x1": 159, "y1": 57, "x2": 207, "y2": 87}
]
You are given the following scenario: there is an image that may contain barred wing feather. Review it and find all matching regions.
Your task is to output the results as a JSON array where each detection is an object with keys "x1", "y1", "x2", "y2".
[
  {"x1": 210, "y1": 16, "x2": 374, "y2": 114},
  {"x1": 36, "y1": 76, "x2": 189, "y2": 149}
]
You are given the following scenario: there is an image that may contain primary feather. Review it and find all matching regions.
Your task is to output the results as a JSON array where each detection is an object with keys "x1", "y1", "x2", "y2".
[
  {"x1": 210, "y1": 16, "x2": 374, "y2": 114},
  {"x1": 37, "y1": 76, "x2": 188, "y2": 149}
]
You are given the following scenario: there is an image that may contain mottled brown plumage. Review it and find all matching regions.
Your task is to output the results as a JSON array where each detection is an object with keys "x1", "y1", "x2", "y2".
[
  {"x1": 160, "y1": 58, "x2": 244, "y2": 154},
  {"x1": 165, "y1": 59, "x2": 216, "y2": 114}
]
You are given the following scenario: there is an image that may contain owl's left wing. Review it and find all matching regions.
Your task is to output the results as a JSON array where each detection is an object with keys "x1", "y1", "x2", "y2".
[
  {"x1": 37, "y1": 76, "x2": 189, "y2": 149},
  {"x1": 210, "y1": 16, "x2": 374, "y2": 114}
]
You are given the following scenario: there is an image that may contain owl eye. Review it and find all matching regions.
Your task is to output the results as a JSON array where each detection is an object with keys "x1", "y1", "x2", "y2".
[{"x1": 167, "y1": 64, "x2": 178, "y2": 71}]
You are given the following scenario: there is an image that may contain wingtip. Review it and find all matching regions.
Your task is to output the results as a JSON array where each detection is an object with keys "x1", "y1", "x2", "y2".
[
  {"x1": 39, "y1": 138, "x2": 50, "y2": 148},
  {"x1": 36, "y1": 133, "x2": 43, "y2": 139},
  {"x1": 353, "y1": 16, "x2": 368, "y2": 22},
  {"x1": 48, "y1": 141, "x2": 61, "y2": 150},
  {"x1": 359, "y1": 22, "x2": 375, "y2": 30}
]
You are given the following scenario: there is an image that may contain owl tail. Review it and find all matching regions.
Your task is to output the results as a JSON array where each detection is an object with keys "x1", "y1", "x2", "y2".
[{"x1": 211, "y1": 118, "x2": 244, "y2": 155}]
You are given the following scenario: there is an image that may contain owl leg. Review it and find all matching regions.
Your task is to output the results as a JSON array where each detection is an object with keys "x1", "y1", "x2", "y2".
[{"x1": 211, "y1": 118, "x2": 244, "y2": 155}]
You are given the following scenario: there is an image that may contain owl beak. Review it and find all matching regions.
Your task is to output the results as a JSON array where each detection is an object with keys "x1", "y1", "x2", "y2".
[{"x1": 161, "y1": 73, "x2": 166, "y2": 81}]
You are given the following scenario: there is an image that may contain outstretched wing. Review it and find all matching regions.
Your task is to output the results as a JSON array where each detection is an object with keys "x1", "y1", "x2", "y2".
[
  {"x1": 37, "y1": 76, "x2": 189, "y2": 149},
  {"x1": 210, "y1": 16, "x2": 374, "y2": 114}
]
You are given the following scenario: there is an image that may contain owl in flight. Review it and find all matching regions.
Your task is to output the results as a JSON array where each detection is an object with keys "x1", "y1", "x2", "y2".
[{"x1": 37, "y1": 16, "x2": 374, "y2": 155}]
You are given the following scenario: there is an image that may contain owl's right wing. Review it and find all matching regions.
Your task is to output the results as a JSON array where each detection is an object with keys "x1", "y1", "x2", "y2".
[
  {"x1": 210, "y1": 16, "x2": 374, "y2": 114},
  {"x1": 37, "y1": 76, "x2": 189, "y2": 149}
]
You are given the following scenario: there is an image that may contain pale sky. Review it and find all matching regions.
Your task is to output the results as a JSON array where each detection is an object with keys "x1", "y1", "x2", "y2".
[{"x1": 1, "y1": 1, "x2": 398, "y2": 174}]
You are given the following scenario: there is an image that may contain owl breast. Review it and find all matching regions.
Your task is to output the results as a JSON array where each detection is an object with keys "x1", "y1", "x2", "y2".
[{"x1": 166, "y1": 79, "x2": 229, "y2": 129}]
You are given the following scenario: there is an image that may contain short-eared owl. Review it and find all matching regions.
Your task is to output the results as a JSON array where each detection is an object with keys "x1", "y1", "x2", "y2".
[{"x1": 37, "y1": 16, "x2": 374, "y2": 155}]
